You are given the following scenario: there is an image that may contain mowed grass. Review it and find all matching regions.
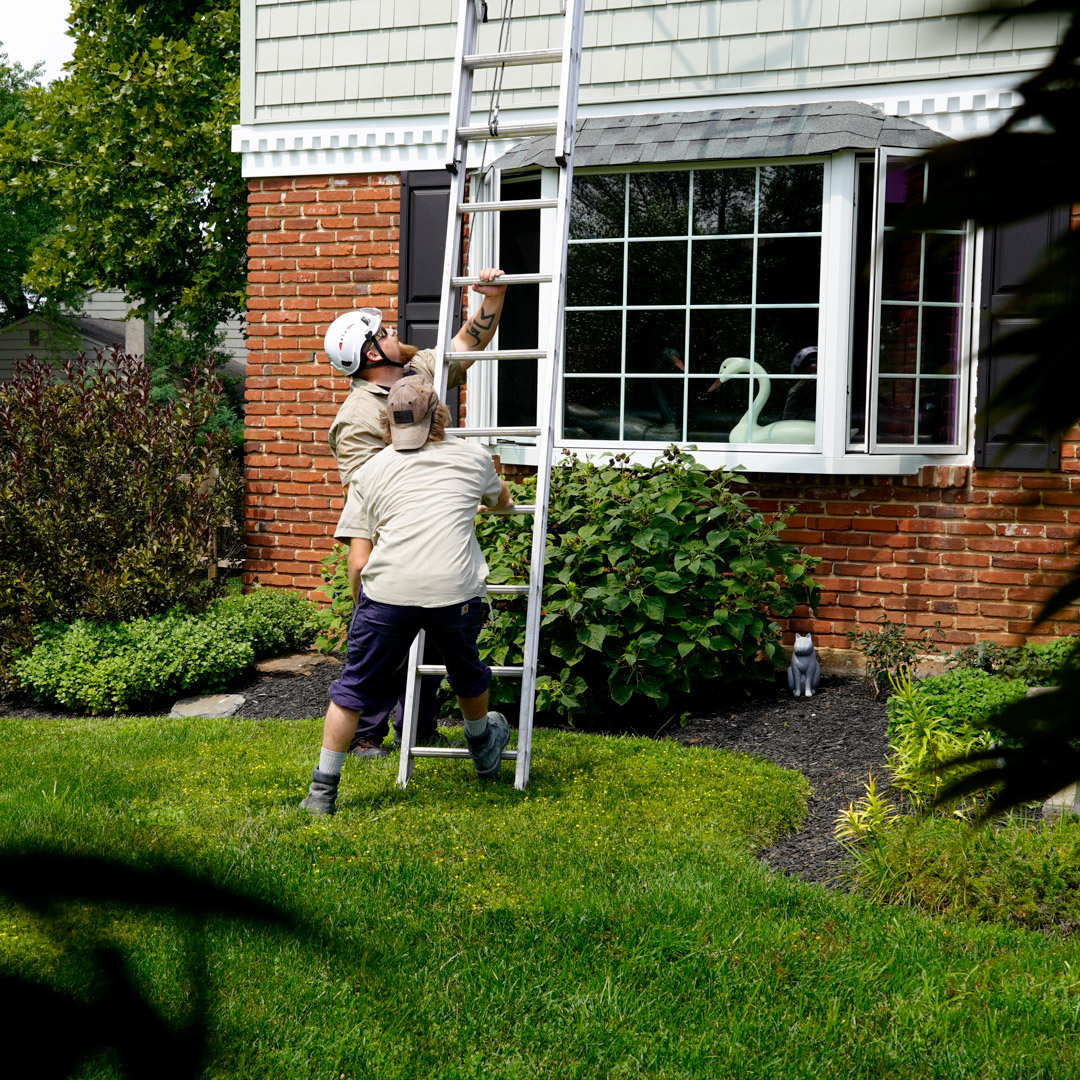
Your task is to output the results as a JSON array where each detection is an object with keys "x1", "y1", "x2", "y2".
[{"x1": 2, "y1": 719, "x2": 1080, "y2": 1079}]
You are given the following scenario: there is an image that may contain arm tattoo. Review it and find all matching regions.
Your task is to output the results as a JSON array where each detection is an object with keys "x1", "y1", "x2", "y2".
[{"x1": 465, "y1": 305, "x2": 496, "y2": 347}]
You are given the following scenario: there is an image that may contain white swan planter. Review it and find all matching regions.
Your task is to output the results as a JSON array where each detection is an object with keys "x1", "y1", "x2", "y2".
[{"x1": 711, "y1": 357, "x2": 816, "y2": 445}]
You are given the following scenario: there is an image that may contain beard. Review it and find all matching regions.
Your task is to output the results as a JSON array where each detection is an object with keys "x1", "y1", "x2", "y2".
[{"x1": 398, "y1": 342, "x2": 419, "y2": 363}]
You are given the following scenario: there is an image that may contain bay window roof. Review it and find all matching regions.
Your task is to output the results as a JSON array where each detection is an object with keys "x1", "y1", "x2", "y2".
[{"x1": 494, "y1": 101, "x2": 950, "y2": 172}]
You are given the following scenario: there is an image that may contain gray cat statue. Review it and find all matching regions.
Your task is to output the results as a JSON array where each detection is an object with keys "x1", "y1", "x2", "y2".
[{"x1": 787, "y1": 633, "x2": 821, "y2": 698}]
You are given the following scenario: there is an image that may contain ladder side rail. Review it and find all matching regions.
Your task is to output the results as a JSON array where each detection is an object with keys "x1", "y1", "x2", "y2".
[
  {"x1": 445, "y1": 0, "x2": 480, "y2": 174},
  {"x1": 514, "y1": 162, "x2": 573, "y2": 791},
  {"x1": 513, "y1": 0, "x2": 584, "y2": 788},
  {"x1": 396, "y1": 630, "x2": 427, "y2": 788},
  {"x1": 433, "y1": 163, "x2": 473, "y2": 402},
  {"x1": 554, "y1": 0, "x2": 586, "y2": 167}
]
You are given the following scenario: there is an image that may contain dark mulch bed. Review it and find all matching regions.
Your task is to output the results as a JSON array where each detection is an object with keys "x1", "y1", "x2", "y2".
[{"x1": 2, "y1": 663, "x2": 890, "y2": 887}]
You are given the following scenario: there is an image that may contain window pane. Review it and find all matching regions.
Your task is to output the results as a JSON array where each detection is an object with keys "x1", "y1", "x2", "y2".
[
  {"x1": 923, "y1": 233, "x2": 963, "y2": 302},
  {"x1": 629, "y1": 172, "x2": 689, "y2": 237},
  {"x1": 567, "y1": 243, "x2": 622, "y2": 306},
  {"x1": 923, "y1": 161, "x2": 966, "y2": 230},
  {"x1": 625, "y1": 310, "x2": 686, "y2": 374},
  {"x1": 627, "y1": 240, "x2": 686, "y2": 305},
  {"x1": 920, "y1": 306, "x2": 961, "y2": 375},
  {"x1": 688, "y1": 377, "x2": 737, "y2": 443},
  {"x1": 565, "y1": 310, "x2": 622, "y2": 373},
  {"x1": 570, "y1": 175, "x2": 624, "y2": 239},
  {"x1": 757, "y1": 238, "x2": 821, "y2": 303},
  {"x1": 884, "y1": 159, "x2": 925, "y2": 228},
  {"x1": 881, "y1": 233, "x2": 922, "y2": 302},
  {"x1": 876, "y1": 378, "x2": 917, "y2": 444},
  {"x1": 563, "y1": 378, "x2": 620, "y2": 439},
  {"x1": 754, "y1": 308, "x2": 820, "y2": 376},
  {"x1": 701, "y1": 375, "x2": 750, "y2": 443},
  {"x1": 758, "y1": 164, "x2": 824, "y2": 233},
  {"x1": 693, "y1": 167, "x2": 755, "y2": 235},
  {"x1": 689, "y1": 309, "x2": 751, "y2": 375},
  {"x1": 690, "y1": 238, "x2": 753, "y2": 304},
  {"x1": 771, "y1": 375, "x2": 818, "y2": 424},
  {"x1": 755, "y1": 376, "x2": 817, "y2": 441},
  {"x1": 917, "y1": 379, "x2": 958, "y2": 445},
  {"x1": 879, "y1": 307, "x2": 919, "y2": 374},
  {"x1": 625, "y1": 377, "x2": 683, "y2": 441}
]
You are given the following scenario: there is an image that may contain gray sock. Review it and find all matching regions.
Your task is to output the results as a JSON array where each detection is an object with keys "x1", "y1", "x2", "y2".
[
  {"x1": 318, "y1": 748, "x2": 346, "y2": 776},
  {"x1": 464, "y1": 714, "x2": 489, "y2": 737}
]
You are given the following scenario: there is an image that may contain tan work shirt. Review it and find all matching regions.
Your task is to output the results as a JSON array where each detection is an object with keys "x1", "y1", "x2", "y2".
[
  {"x1": 327, "y1": 349, "x2": 464, "y2": 487},
  {"x1": 353, "y1": 436, "x2": 503, "y2": 608}
]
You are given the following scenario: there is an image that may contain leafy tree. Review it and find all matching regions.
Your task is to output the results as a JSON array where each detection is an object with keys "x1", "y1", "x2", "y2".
[
  {"x1": 0, "y1": 0, "x2": 245, "y2": 329},
  {"x1": 0, "y1": 51, "x2": 81, "y2": 328},
  {"x1": 918, "y1": 0, "x2": 1080, "y2": 817}
]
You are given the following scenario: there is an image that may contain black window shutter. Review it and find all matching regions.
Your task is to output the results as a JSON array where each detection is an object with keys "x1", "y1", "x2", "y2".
[
  {"x1": 974, "y1": 207, "x2": 1069, "y2": 470},
  {"x1": 399, "y1": 169, "x2": 458, "y2": 418}
]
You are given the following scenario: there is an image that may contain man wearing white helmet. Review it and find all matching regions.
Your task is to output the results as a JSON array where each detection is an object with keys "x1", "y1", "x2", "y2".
[{"x1": 322, "y1": 268, "x2": 508, "y2": 757}]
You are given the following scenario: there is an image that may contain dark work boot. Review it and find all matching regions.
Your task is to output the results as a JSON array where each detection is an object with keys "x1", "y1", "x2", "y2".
[{"x1": 300, "y1": 769, "x2": 340, "y2": 815}]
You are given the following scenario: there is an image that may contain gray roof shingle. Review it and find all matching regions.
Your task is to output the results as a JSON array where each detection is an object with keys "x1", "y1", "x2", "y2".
[{"x1": 492, "y1": 101, "x2": 949, "y2": 172}]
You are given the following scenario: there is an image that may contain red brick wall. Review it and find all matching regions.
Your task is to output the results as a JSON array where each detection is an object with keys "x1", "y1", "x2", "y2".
[
  {"x1": 747, "y1": 434, "x2": 1080, "y2": 650},
  {"x1": 244, "y1": 173, "x2": 401, "y2": 595},
  {"x1": 243, "y1": 175, "x2": 1080, "y2": 647}
]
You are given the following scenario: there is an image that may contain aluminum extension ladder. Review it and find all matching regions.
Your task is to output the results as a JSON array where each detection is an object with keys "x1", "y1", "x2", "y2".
[{"x1": 396, "y1": 0, "x2": 585, "y2": 790}]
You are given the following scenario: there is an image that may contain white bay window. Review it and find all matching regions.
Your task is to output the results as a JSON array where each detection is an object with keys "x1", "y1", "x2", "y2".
[{"x1": 484, "y1": 110, "x2": 975, "y2": 475}]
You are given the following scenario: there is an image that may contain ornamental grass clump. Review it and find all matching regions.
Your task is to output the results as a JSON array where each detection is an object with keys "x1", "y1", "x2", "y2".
[
  {"x1": 473, "y1": 448, "x2": 820, "y2": 723},
  {"x1": 0, "y1": 352, "x2": 241, "y2": 689}
]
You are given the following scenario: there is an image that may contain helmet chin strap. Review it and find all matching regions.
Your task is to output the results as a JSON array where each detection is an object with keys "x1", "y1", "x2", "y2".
[{"x1": 359, "y1": 333, "x2": 405, "y2": 371}]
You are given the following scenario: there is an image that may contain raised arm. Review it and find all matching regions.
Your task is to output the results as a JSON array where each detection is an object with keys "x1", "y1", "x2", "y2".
[{"x1": 450, "y1": 268, "x2": 507, "y2": 370}]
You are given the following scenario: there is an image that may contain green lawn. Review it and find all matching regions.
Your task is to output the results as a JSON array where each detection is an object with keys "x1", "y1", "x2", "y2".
[{"x1": 2, "y1": 718, "x2": 1079, "y2": 1079}]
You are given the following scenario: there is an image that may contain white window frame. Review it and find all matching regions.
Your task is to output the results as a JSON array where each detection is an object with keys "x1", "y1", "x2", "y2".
[
  {"x1": 865, "y1": 147, "x2": 975, "y2": 456},
  {"x1": 483, "y1": 151, "x2": 977, "y2": 476}
]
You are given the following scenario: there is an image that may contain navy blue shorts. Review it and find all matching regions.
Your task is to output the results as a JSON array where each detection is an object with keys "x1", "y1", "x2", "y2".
[{"x1": 329, "y1": 593, "x2": 490, "y2": 714}]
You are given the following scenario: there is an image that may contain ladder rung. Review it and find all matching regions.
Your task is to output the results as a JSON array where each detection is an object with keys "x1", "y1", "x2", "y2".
[
  {"x1": 464, "y1": 48, "x2": 563, "y2": 69},
  {"x1": 418, "y1": 664, "x2": 525, "y2": 677},
  {"x1": 457, "y1": 198, "x2": 559, "y2": 214},
  {"x1": 487, "y1": 584, "x2": 529, "y2": 595},
  {"x1": 451, "y1": 273, "x2": 551, "y2": 287},
  {"x1": 452, "y1": 426, "x2": 540, "y2": 437},
  {"x1": 451, "y1": 349, "x2": 548, "y2": 361},
  {"x1": 410, "y1": 746, "x2": 518, "y2": 760},
  {"x1": 457, "y1": 122, "x2": 558, "y2": 141}
]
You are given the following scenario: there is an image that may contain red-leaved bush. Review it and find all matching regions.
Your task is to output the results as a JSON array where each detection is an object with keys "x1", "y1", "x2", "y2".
[{"x1": 0, "y1": 350, "x2": 241, "y2": 687}]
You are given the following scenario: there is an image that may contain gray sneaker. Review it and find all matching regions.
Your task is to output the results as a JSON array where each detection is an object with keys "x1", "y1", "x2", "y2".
[
  {"x1": 300, "y1": 768, "x2": 339, "y2": 815},
  {"x1": 349, "y1": 739, "x2": 389, "y2": 760},
  {"x1": 464, "y1": 713, "x2": 510, "y2": 779}
]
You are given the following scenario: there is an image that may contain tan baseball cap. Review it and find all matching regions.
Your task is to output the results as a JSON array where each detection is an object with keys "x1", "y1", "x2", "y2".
[{"x1": 387, "y1": 375, "x2": 440, "y2": 450}]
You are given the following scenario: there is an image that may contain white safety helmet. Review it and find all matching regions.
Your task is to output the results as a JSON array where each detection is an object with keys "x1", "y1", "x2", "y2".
[{"x1": 324, "y1": 308, "x2": 383, "y2": 377}]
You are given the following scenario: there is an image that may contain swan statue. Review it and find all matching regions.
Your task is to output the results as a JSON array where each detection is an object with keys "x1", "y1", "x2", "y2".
[{"x1": 710, "y1": 357, "x2": 816, "y2": 445}]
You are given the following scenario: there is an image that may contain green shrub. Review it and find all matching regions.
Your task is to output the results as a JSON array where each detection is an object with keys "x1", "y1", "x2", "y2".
[
  {"x1": 845, "y1": 614, "x2": 945, "y2": 699},
  {"x1": 841, "y1": 812, "x2": 1080, "y2": 933},
  {"x1": 0, "y1": 352, "x2": 241, "y2": 688},
  {"x1": 311, "y1": 450, "x2": 820, "y2": 723},
  {"x1": 894, "y1": 667, "x2": 1028, "y2": 734},
  {"x1": 883, "y1": 672, "x2": 997, "y2": 804},
  {"x1": 948, "y1": 637, "x2": 1080, "y2": 685},
  {"x1": 474, "y1": 448, "x2": 819, "y2": 723},
  {"x1": 314, "y1": 543, "x2": 353, "y2": 656},
  {"x1": 210, "y1": 587, "x2": 319, "y2": 658},
  {"x1": 14, "y1": 587, "x2": 317, "y2": 714}
]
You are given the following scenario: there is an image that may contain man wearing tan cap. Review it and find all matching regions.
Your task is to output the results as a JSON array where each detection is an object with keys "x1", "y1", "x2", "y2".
[{"x1": 301, "y1": 376, "x2": 515, "y2": 814}]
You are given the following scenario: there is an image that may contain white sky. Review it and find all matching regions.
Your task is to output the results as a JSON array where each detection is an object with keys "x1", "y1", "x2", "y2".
[{"x1": 1, "y1": 0, "x2": 76, "y2": 83}]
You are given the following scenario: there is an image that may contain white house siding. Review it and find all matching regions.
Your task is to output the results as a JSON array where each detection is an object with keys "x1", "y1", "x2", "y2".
[{"x1": 244, "y1": 0, "x2": 1064, "y2": 125}]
